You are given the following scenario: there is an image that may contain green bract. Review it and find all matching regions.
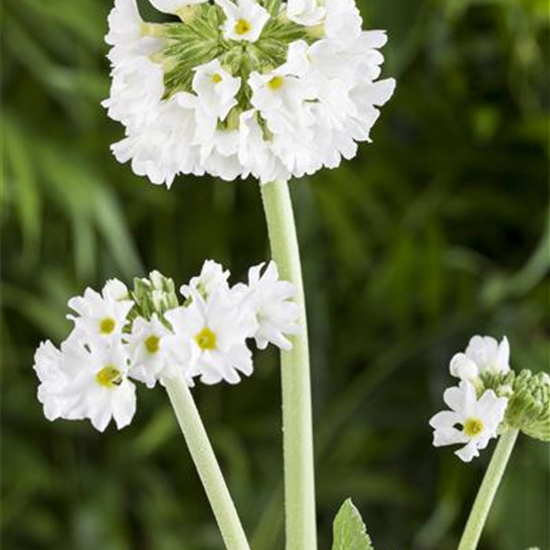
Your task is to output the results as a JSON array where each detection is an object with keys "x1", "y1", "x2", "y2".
[
  {"x1": 481, "y1": 369, "x2": 550, "y2": 442},
  {"x1": 147, "y1": 2, "x2": 318, "y2": 100}
]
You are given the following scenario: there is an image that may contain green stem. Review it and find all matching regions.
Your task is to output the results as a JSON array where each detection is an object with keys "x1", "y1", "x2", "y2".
[
  {"x1": 164, "y1": 373, "x2": 251, "y2": 550},
  {"x1": 260, "y1": 180, "x2": 318, "y2": 550},
  {"x1": 457, "y1": 428, "x2": 520, "y2": 550}
]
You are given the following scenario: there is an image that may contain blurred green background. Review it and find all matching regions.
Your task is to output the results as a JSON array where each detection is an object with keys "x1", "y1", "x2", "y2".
[{"x1": 1, "y1": 0, "x2": 549, "y2": 549}]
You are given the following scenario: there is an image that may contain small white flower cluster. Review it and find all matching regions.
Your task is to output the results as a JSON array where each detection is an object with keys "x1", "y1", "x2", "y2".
[
  {"x1": 430, "y1": 336, "x2": 510, "y2": 462},
  {"x1": 34, "y1": 261, "x2": 299, "y2": 432},
  {"x1": 104, "y1": 0, "x2": 395, "y2": 185}
]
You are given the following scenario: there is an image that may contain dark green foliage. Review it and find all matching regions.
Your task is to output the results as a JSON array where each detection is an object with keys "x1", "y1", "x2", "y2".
[{"x1": 1, "y1": 1, "x2": 548, "y2": 550}]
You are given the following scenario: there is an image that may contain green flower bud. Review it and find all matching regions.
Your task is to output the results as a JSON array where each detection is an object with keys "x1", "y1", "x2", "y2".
[
  {"x1": 505, "y1": 370, "x2": 550, "y2": 442},
  {"x1": 480, "y1": 369, "x2": 550, "y2": 441},
  {"x1": 131, "y1": 271, "x2": 180, "y2": 321}
]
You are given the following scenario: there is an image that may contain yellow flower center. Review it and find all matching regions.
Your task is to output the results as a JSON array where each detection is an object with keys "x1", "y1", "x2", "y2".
[
  {"x1": 195, "y1": 327, "x2": 217, "y2": 351},
  {"x1": 268, "y1": 76, "x2": 284, "y2": 91},
  {"x1": 234, "y1": 19, "x2": 252, "y2": 35},
  {"x1": 464, "y1": 417, "x2": 484, "y2": 437},
  {"x1": 211, "y1": 73, "x2": 223, "y2": 84},
  {"x1": 145, "y1": 335, "x2": 160, "y2": 354},
  {"x1": 96, "y1": 365, "x2": 122, "y2": 388},
  {"x1": 99, "y1": 317, "x2": 116, "y2": 335}
]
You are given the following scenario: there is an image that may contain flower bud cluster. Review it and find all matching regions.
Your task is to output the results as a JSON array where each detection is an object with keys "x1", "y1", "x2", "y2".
[
  {"x1": 483, "y1": 369, "x2": 550, "y2": 442},
  {"x1": 104, "y1": 0, "x2": 395, "y2": 185},
  {"x1": 430, "y1": 335, "x2": 550, "y2": 462},
  {"x1": 34, "y1": 260, "x2": 299, "y2": 431}
]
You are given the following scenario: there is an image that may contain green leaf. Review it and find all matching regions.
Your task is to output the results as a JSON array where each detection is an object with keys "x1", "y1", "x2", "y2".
[{"x1": 332, "y1": 499, "x2": 374, "y2": 550}]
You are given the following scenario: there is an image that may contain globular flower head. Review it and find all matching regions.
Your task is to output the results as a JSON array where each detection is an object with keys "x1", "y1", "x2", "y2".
[
  {"x1": 430, "y1": 381, "x2": 508, "y2": 462},
  {"x1": 450, "y1": 335, "x2": 510, "y2": 383},
  {"x1": 104, "y1": 0, "x2": 395, "y2": 185},
  {"x1": 34, "y1": 261, "x2": 299, "y2": 432}
]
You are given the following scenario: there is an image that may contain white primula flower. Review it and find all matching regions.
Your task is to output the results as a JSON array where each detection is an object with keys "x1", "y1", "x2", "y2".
[
  {"x1": 35, "y1": 336, "x2": 137, "y2": 432},
  {"x1": 149, "y1": 0, "x2": 208, "y2": 14},
  {"x1": 238, "y1": 110, "x2": 290, "y2": 182},
  {"x1": 195, "y1": 112, "x2": 244, "y2": 181},
  {"x1": 106, "y1": 0, "x2": 163, "y2": 64},
  {"x1": 103, "y1": 56, "x2": 165, "y2": 129},
  {"x1": 450, "y1": 335, "x2": 511, "y2": 382},
  {"x1": 249, "y1": 41, "x2": 315, "y2": 134},
  {"x1": 103, "y1": 278, "x2": 130, "y2": 301},
  {"x1": 68, "y1": 284, "x2": 134, "y2": 340},
  {"x1": 286, "y1": 0, "x2": 325, "y2": 26},
  {"x1": 181, "y1": 259, "x2": 231, "y2": 299},
  {"x1": 34, "y1": 333, "x2": 86, "y2": 422},
  {"x1": 430, "y1": 381, "x2": 508, "y2": 462},
  {"x1": 323, "y1": 0, "x2": 363, "y2": 42},
  {"x1": 193, "y1": 59, "x2": 242, "y2": 121},
  {"x1": 112, "y1": 92, "x2": 205, "y2": 186},
  {"x1": 165, "y1": 288, "x2": 257, "y2": 385},
  {"x1": 216, "y1": 0, "x2": 270, "y2": 42},
  {"x1": 127, "y1": 315, "x2": 175, "y2": 388},
  {"x1": 241, "y1": 262, "x2": 299, "y2": 350}
]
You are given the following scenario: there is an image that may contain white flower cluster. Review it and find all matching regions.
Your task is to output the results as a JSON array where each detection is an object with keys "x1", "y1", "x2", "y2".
[
  {"x1": 34, "y1": 261, "x2": 299, "y2": 431},
  {"x1": 104, "y1": 0, "x2": 395, "y2": 185},
  {"x1": 430, "y1": 336, "x2": 510, "y2": 462}
]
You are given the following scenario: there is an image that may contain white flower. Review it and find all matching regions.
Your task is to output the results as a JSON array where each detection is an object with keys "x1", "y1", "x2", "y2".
[
  {"x1": 238, "y1": 110, "x2": 291, "y2": 182},
  {"x1": 68, "y1": 284, "x2": 134, "y2": 340},
  {"x1": 241, "y1": 262, "x2": 299, "y2": 350},
  {"x1": 35, "y1": 336, "x2": 137, "y2": 432},
  {"x1": 450, "y1": 336, "x2": 511, "y2": 382},
  {"x1": 286, "y1": 0, "x2": 325, "y2": 26},
  {"x1": 193, "y1": 59, "x2": 242, "y2": 121},
  {"x1": 323, "y1": 0, "x2": 363, "y2": 42},
  {"x1": 249, "y1": 41, "x2": 315, "y2": 134},
  {"x1": 127, "y1": 315, "x2": 175, "y2": 388},
  {"x1": 105, "y1": 0, "x2": 163, "y2": 65},
  {"x1": 103, "y1": 56, "x2": 165, "y2": 129},
  {"x1": 181, "y1": 260, "x2": 231, "y2": 299},
  {"x1": 34, "y1": 334, "x2": 84, "y2": 422},
  {"x1": 103, "y1": 278, "x2": 130, "y2": 301},
  {"x1": 149, "y1": 0, "x2": 208, "y2": 14},
  {"x1": 164, "y1": 288, "x2": 257, "y2": 385},
  {"x1": 430, "y1": 381, "x2": 508, "y2": 462},
  {"x1": 112, "y1": 92, "x2": 205, "y2": 187},
  {"x1": 195, "y1": 112, "x2": 244, "y2": 181},
  {"x1": 216, "y1": 0, "x2": 270, "y2": 42}
]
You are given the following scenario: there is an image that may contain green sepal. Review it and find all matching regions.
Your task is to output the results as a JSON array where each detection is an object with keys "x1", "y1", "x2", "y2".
[{"x1": 332, "y1": 499, "x2": 374, "y2": 550}]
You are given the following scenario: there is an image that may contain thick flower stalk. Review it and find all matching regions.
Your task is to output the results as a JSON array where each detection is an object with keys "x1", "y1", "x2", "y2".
[
  {"x1": 104, "y1": 0, "x2": 395, "y2": 185},
  {"x1": 33, "y1": 261, "x2": 299, "y2": 550},
  {"x1": 261, "y1": 180, "x2": 317, "y2": 550}
]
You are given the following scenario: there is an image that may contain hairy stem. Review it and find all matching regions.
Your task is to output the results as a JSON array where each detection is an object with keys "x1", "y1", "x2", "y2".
[
  {"x1": 165, "y1": 373, "x2": 251, "y2": 550},
  {"x1": 260, "y1": 180, "x2": 318, "y2": 550},
  {"x1": 457, "y1": 428, "x2": 519, "y2": 550}
]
